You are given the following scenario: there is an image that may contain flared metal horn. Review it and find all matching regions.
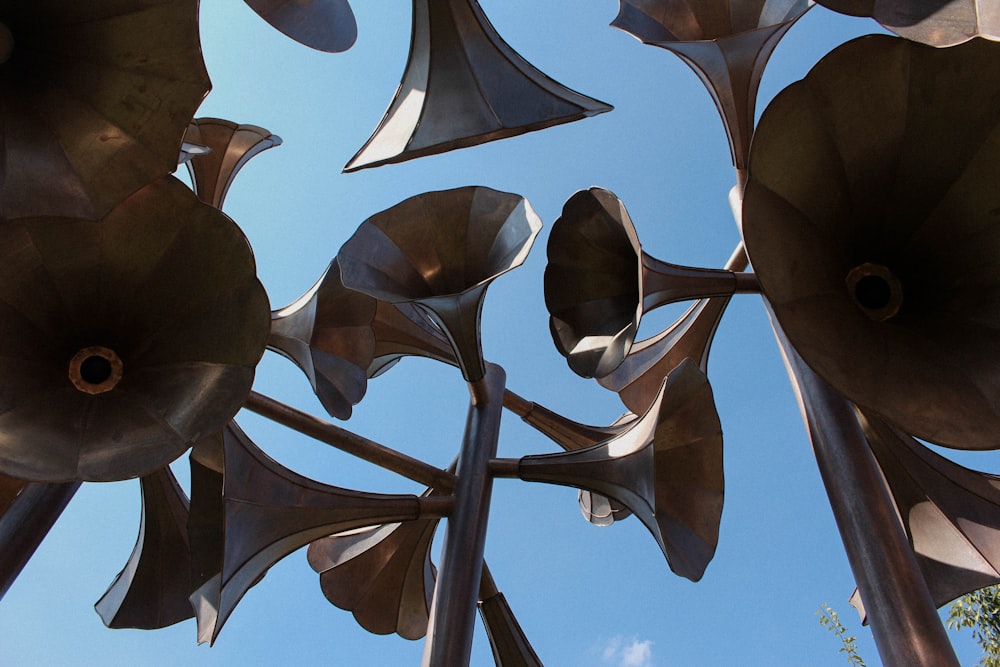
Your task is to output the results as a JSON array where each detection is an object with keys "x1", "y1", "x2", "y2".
[
  {"x1": 0, "y1": 176, "x2": 270, "y2": 482},
  {"x1": 269, "y1": 259, "x2": 377, "y2": 420},
  {"x1": 611, "y1": 0, "x2": 810, "y2": 170},
  {"x1": 0, "y1": 1, "x2": 210, "y2": 219},
  {"x1": 343, "y1": 0, "x2": 612, "y2": 172},
  {"x1": 493, "y1": 359, "x2": 724, "y2": 581},
  {"x1": 814, "y1": 0, "x2": 1000, "y2": 47},
  {"x1": 95, "y1": 468, "x2": 193, "y2": 630},
  {"x1": 338, "y1": 187, "x2": 542, "y2": 381},
  {"x1": 183, "y1": 118, "x2": 282, "y2": 210},
  {"x1": 503, "y1": 389, "x2": 635, "y2": 525},
  {"x1": 244, "y1": 0, "x2": 358, "y2": 52},
  {"x1": 307, "y1": 498, "x2": 440, "y2": 640},
  {"x1": 743, "y1": 35, "x2": 1000, "y2": 451},
  {"x1": 369, "y1": 301, "x2": 458, "y2": 378},
  {"x1": 546, "y1": 187, "x2": 757, "y2": 379},
  {"x1": 599, "y1": 243, "x2": 748, "y2": 414},
  {"x1": 187, "y1": 422, "x2": 448, "y2": 645},
  {"x1": 857, "y1": 410, "x2": 1000, "y2": 610}
]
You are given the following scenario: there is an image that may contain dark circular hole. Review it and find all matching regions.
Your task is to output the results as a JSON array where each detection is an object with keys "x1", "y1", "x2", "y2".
[
  {"x1": 853, "y1": 274, "x2": 892, "y2": 311},
  {"x1": 79, "y1": 355, "x2": 112, "y2": 385}
]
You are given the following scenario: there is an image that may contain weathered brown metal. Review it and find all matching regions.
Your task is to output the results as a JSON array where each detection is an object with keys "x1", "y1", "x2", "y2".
[
  {"x1": 95, "y1": 468, "x2": 193, "y2": 630},
  {"x1": 598, "y1": 243, "x2": 749, "y2": 414},
  {"x1": 0, "y1": 475, "x2": 79, "y2": 601},
  {"x1": 338, "y1": 187, "x2": 541, "y2": 382},
  {"x1": 343, "y1": 0, "x2": 612, "y2": 172},
  {"x1": 422, "y1": 363, "x2": 506, "y2": 666},
  {"x1": 0, "y1": 1, "x2": 210, "y2": 219},
  {"x1": 494, "y1": 359, "x2": 724, "y2": 582},
  {"x1": 743, "y1": 34, "x2": 1000, "y2": 451},
  {"x1": 187, "y1": 422, "x2": 450, "y2": 645},
  {"x1": 183, "y1": 118, "x2": 282, "y2": 209},
  {"x1": 612, "y1": 0, "x2": 810, "y2": 169},
  {"x1": 546, "y1": 187, "x2": 758, "y2": 379},
  {"x1": 814, "y1": 0, "x2": 1000, "y2": 46},
  {"x1": 772, "y1": 323, "x2": 960, "y2": 666},
  {"x1": 856, "y1": 409, "x2": 1000, "y2": 610},
  {"x1": 268, "y1": 259, "x2": 377, "y2": 420},
  {"x1": 243, "y1": 0, "x2": 357, "y2": 52},
  {"x1": 0, "y1": 176, "x2": 269, "y2": 482},
  {"x1": 308, "y1": 501, "x2": 440, "y2": 640}
]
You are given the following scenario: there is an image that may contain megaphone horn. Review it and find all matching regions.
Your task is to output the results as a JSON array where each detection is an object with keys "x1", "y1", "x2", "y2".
[
  {"x1": 338, "y1": 187, "x2": 541, "y2": 382},
  {"x1": 478, "y1": 567, "x2": 544, "y2": 667},
  {"x1": 343, "y1": 0, "x2": 611, "y2": 171},
  {"x1": 183, "y1": 118, "x2": 282, "y2": 210},
  {"x1": 492, "y1": 358, "x2": 724, "y2": 581},
  {"x1": 546, "y1": 187, "x2": 757, "y2": 379},
  {"x1": 95, "y1": 467, "x2": 193, "y2": 630},
  {"x1": 186, "y1": 422, "x2": 450, "y2": 644},
  {"x1": 243, "y1": 0, "x2": 357, "y2": 52}
]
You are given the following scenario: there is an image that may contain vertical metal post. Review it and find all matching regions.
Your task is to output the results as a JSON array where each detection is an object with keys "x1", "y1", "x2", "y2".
[
  {"x1": 0, "y1": 479, "x2": 80, "y2": 600},
  {"x1": 421, "y1": 362, "x2": 506, "y2": 666},
  {"x1": 772, "y1": 324, "x2": 959, "y2": 666}
]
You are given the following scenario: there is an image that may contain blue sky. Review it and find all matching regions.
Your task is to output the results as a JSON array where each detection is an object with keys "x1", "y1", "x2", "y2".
[{"x1": 2, "y1": 2, "x2": 998, "y2": 665}]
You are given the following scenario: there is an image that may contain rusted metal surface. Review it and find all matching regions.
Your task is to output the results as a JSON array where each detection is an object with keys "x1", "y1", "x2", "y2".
[
  {"x1": 546, "y1": 187, "x2": 758, "y2": 379},
  {"x1": 269, "y1": 259, "x2": 377, "y2": 420},
  {"x1": 0, "y1": 1, "x2": 210, "y2": 219},
  {"x1": 344, "y1": 0, "x2": 611, "y2": 171},
  {"x1": 183, "y1": 118, "x2": 282, "y2": 209},
  {"x1": 743, "y1": 34, "x2": 1000, "y2": 451},
  {"x1": 0, "y1": 176, "x2": 269, "y2": 482},
  {"x1": 244, "y1": 0, "x2": 357, "y2": 52},
  {"x1": 612, "y1": 0, "x2": 810, "y2": 169},
  {"x1": 338, "y1": 187, "x2": 541, "y2": 382}
]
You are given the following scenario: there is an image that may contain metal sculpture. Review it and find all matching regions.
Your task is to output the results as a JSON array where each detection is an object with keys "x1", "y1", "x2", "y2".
[
  {"x1": 545, "y1": 187, "x2": 758, "y2": 379},
  {"x1": 612, "y1": 0, "x2": 810, "y2": 173},
  {"x1": 95, "y1": 468, "x2": 194, "y2": 630},
  {"x1": 343, "y1": 0, "x2": 612, "y2": 172},
  {"x1": 0, "y1": 176, "x2": 269, "y2": 482},
  {"x1": 493, "y1": 359, "x2": 725, "y2": 582},
  {"x1": 269, "y1": 259, "x2": 377, "y2": 420},
  {"x1": 0, "y1": 1, "x2": 210, "y2": 219},
  {"x1": 243, "y1": 0, "x2": 358, "y2": 53},
  {"x1": 183, "y1": 118, "x2": 283, "y2": 209},
  {"x1": 743, "y1": 34, "x2": 1000, "y2": 451},
  {"x1": 814, "y1": 0, "x2": 1000, "y2": 46}
]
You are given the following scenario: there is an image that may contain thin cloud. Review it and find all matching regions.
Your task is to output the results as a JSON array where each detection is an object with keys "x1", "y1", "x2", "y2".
[{"x1": 600, "y1": 635, "x2": 655, "y2": 667}]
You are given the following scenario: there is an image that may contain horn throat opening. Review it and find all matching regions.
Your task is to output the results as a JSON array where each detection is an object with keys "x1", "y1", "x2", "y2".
[
  {"x1": 69, "y1": 346, "x2": 123, "y2": 395},
  {"x1": 846, "y1": 263, "x2": 902, "y2": 321}
]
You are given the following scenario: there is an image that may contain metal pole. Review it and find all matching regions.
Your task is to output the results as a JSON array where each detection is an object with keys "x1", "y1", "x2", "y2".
[
  {"x1": 772, "y1": 323, "x2": 959, "y2": 666},
  {"x1": 421, "y1": 362, "x2": 506, "y2": 666},
  {"x1": 0, "y1": 479, "x2": 80, "y2": 600}
]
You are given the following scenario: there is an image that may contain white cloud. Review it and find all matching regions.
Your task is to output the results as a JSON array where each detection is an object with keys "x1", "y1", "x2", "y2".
[{"x1": 600, "y1": 635, "x2": 655, "y2": 667}]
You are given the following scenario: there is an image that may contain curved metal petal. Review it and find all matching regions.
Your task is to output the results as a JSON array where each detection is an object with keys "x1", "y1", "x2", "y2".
[
  {"x1": 183, "y1": 118, "x2": 282, "y2": 210},
  {"x1": 815, "y1": 0, "x2": 1000, "y2": 46}
]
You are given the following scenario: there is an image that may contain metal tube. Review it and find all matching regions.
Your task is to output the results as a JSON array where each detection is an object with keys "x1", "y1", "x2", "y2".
[
  {"x1": 421, "y1": 363, "x2": 506, "y2": 666},
  {"x1": 772, "y1": 323, "x2": 959, "y2": 666},
  {"x1": 0, "y1": 480, "x2": 80, "y2": 600}
]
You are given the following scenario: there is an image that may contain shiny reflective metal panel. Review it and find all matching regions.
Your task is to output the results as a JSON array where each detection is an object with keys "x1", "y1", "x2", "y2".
[
  {"x1": 744, "y1": 34, "x2": 1000, "y2": 451},
  {"x1": 243, "y1": 0, "x2": 357, "y2": 52},
  {"x1": 184, "y1": 118, "x2": 282, "y2": 210},
  {"x1": 344, "y1": 0, "x2": 611, "y2": 171}
]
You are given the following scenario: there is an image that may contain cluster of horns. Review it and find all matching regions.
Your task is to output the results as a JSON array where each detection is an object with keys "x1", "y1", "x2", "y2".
[{"x1": 4, "y1": 0, "x2": 1000, "y2": 665}]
